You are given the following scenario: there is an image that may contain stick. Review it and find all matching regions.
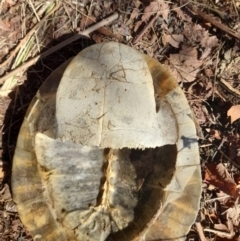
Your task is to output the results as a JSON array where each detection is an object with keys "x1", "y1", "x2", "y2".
[
  {"x1": 204, "y1": 228, "x2": 235, "y2": 239},
  {"x1": 195, "y1": 222, "x2": 208, "y2": 241},
  {"x1": 204, "y1": 195, "x2": 231, "y2": 203},
  {"x1": 194, "y1": 8, "x2": 240, "y2": 40},
  {"x1": 220, "y1": 78, "x2": 240, "y2": 97},
  {"x1": 0, "y1": 12, "x2": 119, "y2": 85},
  {"x1": 182, "y1": 0, "x2": 240, "y2": 40},
  {"x1": 132, "y1": 13, "x2": 160, "y2": 44}
]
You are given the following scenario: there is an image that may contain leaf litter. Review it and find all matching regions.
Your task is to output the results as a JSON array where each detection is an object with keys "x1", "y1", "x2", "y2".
[
  {"x1": 228, "y1": 105, "x2": 240, "y2": 124},
  {"x1": 134, "y1": 0, "x2": 169, "y2": 32},
  {"x1": 167, "y1": 45, "x2": 203, "y2": 82}
]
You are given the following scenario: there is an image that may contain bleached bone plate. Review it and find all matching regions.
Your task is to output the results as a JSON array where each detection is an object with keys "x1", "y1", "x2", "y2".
[{"x1": 12, "y1": 42, "x2": 201, "y2": 241}]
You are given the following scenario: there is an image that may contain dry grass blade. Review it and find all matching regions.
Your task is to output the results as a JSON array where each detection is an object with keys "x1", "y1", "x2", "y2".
[
  {"x1": 0, "y1": 12, "x2": 119, "y2": 87},
  {"x1": 1, "y1": 36, "x2": 35, "y2": 95},
  {"x1": 27, "y1": 0, "x2": 40, "y2": 22},
  {"x1": 0, "y1": 1, "x2": 59, "y2": 70},
  {"x1": 0, "y1": 1, "x2": 59, "y2": 96}
]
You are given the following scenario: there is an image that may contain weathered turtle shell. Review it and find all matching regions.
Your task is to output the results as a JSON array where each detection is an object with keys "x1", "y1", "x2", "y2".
[{"x1": 12, "y1": 42, "x2": 201, "y2": 241}]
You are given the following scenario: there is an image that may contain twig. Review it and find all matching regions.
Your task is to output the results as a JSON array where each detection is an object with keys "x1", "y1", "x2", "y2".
[
  {"x1": 218, "y1": 148, "x2": 240, "y2": 169},
  {"x1": 204, "y1": 228, "x2": 235, "y2": 239},
  {"x1": 192, "y1": 1, "x2": 227, "y2": 20},
  {"x1": 195, "y1": 9, "x2": 240, "y2": 40},
  {"x1": 205, "y1": 195, "x2": 231, "y2": 203},
  {"x1": 212, "y1": 136, "x2": 227, "y2": 160},
  {"x1": 212, "y1": 42, "x2": 225, "y2": 101},
  {"x1": 195, "y1": 222, "x2": 208, "y2": 241},
  {"x1": 182, "y1": 0, "x2": 240, "y2": 41},
  {"x1": 133, "y1": 13, "x2": 160, "y2": 44},
  {"x1": 0, "y1": 12, "x2": 119, "y2": 85},
  {"x1": 219, "y1": 78, "x2": 240, "y2": 97},
  {"x1": 0, "y1": 2, "x2": 60, "y2": 70}
]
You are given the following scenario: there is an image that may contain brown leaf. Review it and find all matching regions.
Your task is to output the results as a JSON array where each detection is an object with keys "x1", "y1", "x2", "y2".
[
  {"x1": 172, "y1": 4, "x2": 191, "y2": 21},
  {"x1": 5, "y1": 0, "x2": 16, "y2": 5},
  {"x1": 0, "y1": 161, "x2": 4, "y2": 185},
  {"x1": 200, "y1": 35, "x2": 219, "y2": 59},
  {"x1": 133, "y1": 20, "x2": 142, "y2": 32},
  {"x1": 205, "y1": 128, "x2": 222, "y2": 140},
  {"x1": 135, "y1": 0, "x2": 169, "y2": 32},
  {"x1": 162, "y1": 33, "x2": 183, "y2": 48},
  {"x1": 167, "y1": 45, "x2": 202, "y2": 82},
  {"x1": 204, "y1": 163, "x2": 238, "y2": 198},
  {"x1": 130, "y1": 8, "x2": 139, "y2": 20},
  {"x1": 80, "y1": 16, "x2": 96, "y2": 31},
  {"x1": 142, "y1": 1, "x2": 159, "y2": 22},
  {"x1": 157, "y1": 0, "x2": 169, "y2": 21},
  {"x1": 227, "y1": 204, "x2": 240, "y2": 227},
  {"x1": 183, "y1": 24, "x2": 208, "y2": 43},
  {"x1": 227, "y1": 105, "x2": 240, "y2": 123},
  {"x1": 0, "y1": 19, "x2": 11, "y2": 31},
  {"x1": 112, "y1": 21, "x2": 130, "y2": 37},
  {"x1": 183, "y1": 24, "x2": 218, "y2": 59},
  {"x1": 201, "y1": 33, "x2": 218, "y2": 49}
]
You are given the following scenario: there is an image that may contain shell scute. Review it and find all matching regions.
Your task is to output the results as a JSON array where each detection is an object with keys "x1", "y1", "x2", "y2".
[{"x1": 12, "y1": 42, "x2": 201, "y2": 241}]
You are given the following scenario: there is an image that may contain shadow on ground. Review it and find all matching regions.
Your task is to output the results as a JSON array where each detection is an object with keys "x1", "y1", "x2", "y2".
[{"x1": 2, "y1": 35, "x2": 95, "y2": 185}]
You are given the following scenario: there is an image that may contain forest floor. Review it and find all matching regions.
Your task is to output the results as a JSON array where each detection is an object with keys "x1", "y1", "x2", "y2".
[{"x1": 0, "y1": 0, "x2": 240, "y2": 240}]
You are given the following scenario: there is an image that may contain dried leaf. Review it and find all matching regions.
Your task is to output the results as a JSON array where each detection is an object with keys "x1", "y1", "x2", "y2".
[
  {"x1": 130, "y1": 8, "x2": 139, "y2": 20},
  {"x1": 5, "y1": 200, "x2": 17, "y2": 212},
  {"x1": 0, "y1": 19, "x2": 11, "y2": 31},
  {"x1": 80, "y1": 16, "x2": 96, "y2": 31},
  {"x1": 162, "y1": 33, "x2": 183, "y2": 48},
  {"x1": 133, "y1": 20, "x2": 142, "y2": 32},
  {"x1": 157, "y1": 0, "x2": 169, "y2": 21},
  {"x1": 134, "y1": 0, "x2": 169, "y2": 32},
  {"x1": 204, "y1": 163, "x2": 238, "y2": 198},
  {"x1": 142, "y1": 1, "x2": 159, "y2": 22},
  {"x1": 200, "y1": 35, "x2": 219, "y2": 59},
  {"x1": 192, "y1": 103, "x2": 207, "y2": 125},
  {"x1": 201, "y1": 33, "x2": 218, "y2": 48},
  {"x1": 183, "y1": 24, "x2": 208, "y2": 43},
  {"x1": 112, "y1": 21, "x2": 130, "y2": 37},
  {"x1": 183, "y1": 24, "x2": 218, "y2": 59},
  {"x1": 227, "y1": 105, "x2": 240, "y2": 123},
  {"x1": 91, "y1": 33, "x2": 103, "y2": 43},
  {"x1": 142, "y1": 0, "x2": 169, "y2": 22},
  {"x1": 227, "y1": 204, "x2": 240, "y2": 226},
  {"x1": 205, "y1": 128, "x2": 222, "y2": 140},
  {"x1": 0, "y1": 161, "x2": 4, "y2": 184},
  {"x1": 0, "y1": 183, "x2": 12, "y2": 201},
  {"x1": 204, "y1": 68, "x2": 214, "y2": 77},
  {"x1": 167, "y1": 45, "x2": 202, "y2": 82},
  {"x1": 172, "y1": 4, "x2": 190, "y2": 21},
  {"x1": 5, "y1": 0, "x2": 16, "y2": 5}
]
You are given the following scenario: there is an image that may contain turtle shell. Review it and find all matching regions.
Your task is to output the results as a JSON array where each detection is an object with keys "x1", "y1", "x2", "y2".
[{"x1": 12, "y1": 42, "x2": 201, "y2": 241}]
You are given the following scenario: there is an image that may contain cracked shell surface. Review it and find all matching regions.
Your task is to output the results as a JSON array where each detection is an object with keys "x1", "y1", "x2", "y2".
[{"x1": 12, "y1": 42, "x2": 201, "y2": 241}]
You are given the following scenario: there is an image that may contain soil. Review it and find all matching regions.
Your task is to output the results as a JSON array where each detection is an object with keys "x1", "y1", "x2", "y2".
[{"x1": 0, "y1": 0, "x2": 240, "y2": 240}]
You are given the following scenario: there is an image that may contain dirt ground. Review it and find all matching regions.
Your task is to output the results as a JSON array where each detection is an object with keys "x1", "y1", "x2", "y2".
[{"x1": 0, "y1": 0, "x2": 240, "y2": 240}]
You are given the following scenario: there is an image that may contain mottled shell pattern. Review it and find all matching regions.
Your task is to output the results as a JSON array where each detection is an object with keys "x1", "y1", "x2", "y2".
[{"x1": 12, "y1": 42, "x2": 201, "y2": 241}]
